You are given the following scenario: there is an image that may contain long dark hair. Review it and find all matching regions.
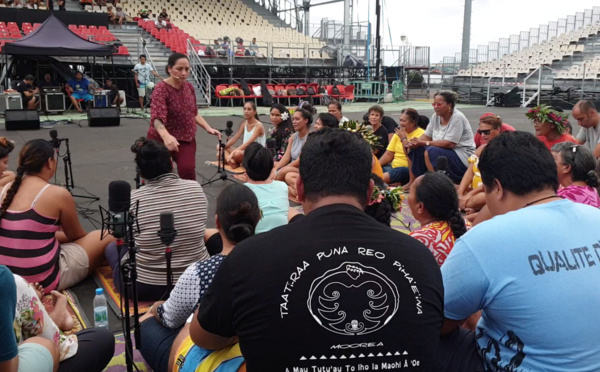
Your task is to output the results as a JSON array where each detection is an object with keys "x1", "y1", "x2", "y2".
[
  {"x1": 0, "y1": 139, "x2": 55, "y2": 219},
  {"x1": 364, "y1": 174, "x2": 392, "y2": 226},
  {"x1": 270, "y1": 103, "x2": 294, "y2": 146},
  {"x1": 415, "y1": 172, "x2": 467, "y2": 240},
  {"x1": 0, "y1": 138, "x2": 15, "y2": 159},
  {"x1": 242, "y1": 142, "x2": 274, "y2": 181},
  {"x1": 216, "y1": 183, "x2": 261, "y2": 244},
  {"x1": 244, "y1": 101, "x2": 260, "y2": 121}
]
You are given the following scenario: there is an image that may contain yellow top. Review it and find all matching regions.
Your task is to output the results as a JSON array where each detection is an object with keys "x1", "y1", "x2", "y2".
[
  {"x1": 387, "y1": 127, "x2": 425, "y2": 168},
  {"x1": 372, "y1": 154, "x2": 384, "y2": 178},
  {"x1": 468, "y1": 154, "x2": 482, "y2": 189}
]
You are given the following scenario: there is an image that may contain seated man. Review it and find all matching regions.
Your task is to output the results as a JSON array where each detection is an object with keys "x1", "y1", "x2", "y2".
[
  {"x1": 107, "y1": 5, "x2": 116, "y2": 23},
  {"x1": 571, "y1": 99, "x2": 600, "y2": 158},
  {"x1": 37, "y1": 73, "x2": 59, "y2": 89},
  {"x1": 105, "y1": 138, "x2": 210, "y2": 301},
  {"x1": 66, "y1": 71, "x2": 93, "y2": 113},
  {"x1": 159, "y1": 7, "x2": 169, "y2": 21},
  {"x1": 138, "y1": 8, "x2": 150, "y2": 19},
  {"x1": 441, "y1": 131, "x2": 600, "y2": 371},
  {"x1": 114, "y1": 6, "x2": 126, "y2": 26},
  {"x1": 154, "y1": 15, "x2": 167, "y2": 29},
  {"x1": 190, "y1": 129, "x2": 444, "y2": 371},
  {"x1": 103, "y1": 79, "x2": 123, "y2": 109},
  {"x1": 15, "y1": 75, "x2": 39, "y2": 110}
]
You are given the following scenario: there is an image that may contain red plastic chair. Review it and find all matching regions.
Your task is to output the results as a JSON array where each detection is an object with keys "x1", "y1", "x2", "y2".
[
  {"x1": 285, "y1": 84, "x2": 301, "y2": 105},
  {"x1": 273, "y1": 84, "x2": 289, "y2": 105},
  {"x1": 343, "y1": 85, "x2": 355, "y2": 103},
  {"x1": 215, "y1": 84, "x2": 236, "y2": 107}
]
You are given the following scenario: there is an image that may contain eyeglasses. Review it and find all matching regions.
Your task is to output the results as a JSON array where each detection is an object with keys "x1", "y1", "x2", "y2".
[
  {"x1": 569, "y1": 145, "x2": 579, "y2": 153},
  {"x1": 477, "y1": 129, "x2": 491, "y2": 135}
]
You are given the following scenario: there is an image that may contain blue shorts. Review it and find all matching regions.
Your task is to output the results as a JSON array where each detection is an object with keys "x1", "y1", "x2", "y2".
[
  {"x1": 18, "y1": 343, "x2": 54, "y2": 372},
  {"x1": 382, "y1": 165, "x2": 410, "y2": 184},
  {"x1": 71, "y1": 92, "x2": 94, "y2": 101}
]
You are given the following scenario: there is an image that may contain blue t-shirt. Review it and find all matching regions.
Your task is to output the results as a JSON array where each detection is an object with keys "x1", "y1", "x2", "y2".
[
  {"x1": 442, "y1": 199, "x2": 600, "y2": 371},
  {"x1": 67, "y1": 78, "x2": 90, "y2": 94},
  {"x1": 245, "y1": 181, "x2": 289, "y2": 234},
  {"x1": 0, "y1": 265, "x2": 17, "y2": 363}
]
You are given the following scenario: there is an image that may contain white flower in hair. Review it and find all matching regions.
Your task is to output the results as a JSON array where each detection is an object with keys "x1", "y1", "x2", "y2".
[{"x1": 281, "y1": 112, "x2": 289, "y2": 121}]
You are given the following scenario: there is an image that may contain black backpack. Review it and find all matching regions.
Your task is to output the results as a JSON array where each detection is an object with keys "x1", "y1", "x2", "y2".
[
  {"x1": 307, "y1": 86, "x2": 315, "y2": 95},
  {"x1": 297, "y1": 87, "x2": 306, "y2": 95},
  {"x1": 240, "y1": 79, "x2": 252, "y2": 96},
  {"x1": 260, "y1": 81, "x2": 273, "y2": 106}
]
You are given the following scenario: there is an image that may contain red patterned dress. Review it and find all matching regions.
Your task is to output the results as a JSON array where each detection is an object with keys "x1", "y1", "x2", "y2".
[
  {"x1": 557, "y1": 185, "x2": 600, "y2": 208},
  {"x1": 410, "y1": 220, "x2": 471, "y2": 266}
]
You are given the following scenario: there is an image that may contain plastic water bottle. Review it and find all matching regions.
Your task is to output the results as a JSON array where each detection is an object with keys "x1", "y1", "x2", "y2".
[{"x1": 93, "y1": 288, "x2": 109, "y2": 329}]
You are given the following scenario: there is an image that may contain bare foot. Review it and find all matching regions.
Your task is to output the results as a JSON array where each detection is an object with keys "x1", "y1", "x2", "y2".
[
  {"x1": 49, "y1": 291, "x2": 74, "y2": 331},
  {"x1": 32, "y1": 282, "x2": 44, "y2": 299}
]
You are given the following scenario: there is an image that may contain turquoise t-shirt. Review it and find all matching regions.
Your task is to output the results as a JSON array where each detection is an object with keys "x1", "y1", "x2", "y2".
[
  {"x1": 245, "y1": 181, "x2": 288, "y2": 234},
  {"x1": 442, "y1": 199, "x2": 600, "y2": 371},
  {"x1": 0, "y1": 265, "x2": 17, "y2": 363}
]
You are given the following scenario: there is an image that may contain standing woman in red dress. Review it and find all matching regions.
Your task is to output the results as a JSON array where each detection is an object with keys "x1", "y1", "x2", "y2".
[{"x1": 148, "y1": 53, "x2": 221, "y2": 180}]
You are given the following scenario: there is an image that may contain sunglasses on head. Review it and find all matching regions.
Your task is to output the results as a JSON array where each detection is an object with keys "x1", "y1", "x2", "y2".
[{"x1": 477, "y1": 129, "x2": 491, "y2": 135}]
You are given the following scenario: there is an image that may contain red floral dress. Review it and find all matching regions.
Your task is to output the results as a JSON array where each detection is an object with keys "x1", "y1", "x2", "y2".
[
  {"x1": 149, "y1": 81, "x2": 197, "y2": 142},
  {"x1": 410, "y1": 220, "x2": 471, "y2": 266}
]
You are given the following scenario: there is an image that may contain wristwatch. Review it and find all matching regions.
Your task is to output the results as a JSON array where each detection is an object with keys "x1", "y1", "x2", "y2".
[{"x1": 426, "y1": 141, "x2": 430, "y2": 146}]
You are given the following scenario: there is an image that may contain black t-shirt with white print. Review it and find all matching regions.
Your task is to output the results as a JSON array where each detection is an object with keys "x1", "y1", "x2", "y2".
[{"x1": 198, "y1": 204, "x2": 444, "y2": 372}]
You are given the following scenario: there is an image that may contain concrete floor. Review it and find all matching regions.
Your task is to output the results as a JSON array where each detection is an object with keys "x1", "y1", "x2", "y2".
[{"x1": 0, "y1": 102, "x2": 544, "y2": 334}]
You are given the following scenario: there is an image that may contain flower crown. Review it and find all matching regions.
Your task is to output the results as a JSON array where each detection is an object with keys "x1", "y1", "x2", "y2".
[
  {"x1": 525, "y1": 105, "x2": 569, "y2": 134},
  {"x1": 369, "y1": 186, "x2": 405, "y2": 212},
  {"x1": 338, "y1": 120, "x2": 381, "y2": 148}
]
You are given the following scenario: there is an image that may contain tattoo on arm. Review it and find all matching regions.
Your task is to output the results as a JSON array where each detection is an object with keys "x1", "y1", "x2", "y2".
[{"x1": 154, "y1": 119, "x2": 166, "y2": 131}]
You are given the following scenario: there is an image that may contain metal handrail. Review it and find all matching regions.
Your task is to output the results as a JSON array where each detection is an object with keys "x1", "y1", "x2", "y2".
[
  {"x1": 485, "y1": 64, "x2": 507, "y2": 105},
  {"x1": 187, "y1": 39, "x2": 212, "y2": 106}
]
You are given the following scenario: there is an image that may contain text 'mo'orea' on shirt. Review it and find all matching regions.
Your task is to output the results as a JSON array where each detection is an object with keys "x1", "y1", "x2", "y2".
[{"x1": 199, "y1": 204, "x2": 444, "y2": 372}]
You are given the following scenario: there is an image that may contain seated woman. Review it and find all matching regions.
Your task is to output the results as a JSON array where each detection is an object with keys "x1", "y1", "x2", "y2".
[
  {"x1": 407, "y1": 90, "x2": 475, "y2": 183},
  {"x1": 457, "y1": 114, "x2": 503, "y2": 214},
  {"x1": 366, "y1": 105, "x2": 390, "y2": 159},
  {"x1": 407, "y1": 172, "x2": 469, "y2": 266},
  {"x1": 224, "y1": 102, "x2": 266, "y2": 168},
  {"x1": 13, "y1": 276, "x2": 115, "y2": 371},
  {"x1": 364, "y1": 174, "x2": 394, "y2": 227},
  {"x1": 473, "y1": 112, "x2": 516, "y2": 147},
  {"x1": 268, "y1": 104, "x2": 294, "y2": 165},
  {"x1": 313, "y1": 112, "x2": 339, "y2": 131},
  {"x1": 0, "y1": 137, "x2": 16, "y2": 187},
  {"x1": 379, "y1": 108, "x2": 425, "y2": 185},
  {"x1": 243, "y1": 143, "x2": 289, "y2": 234},
  {"x1": 0, "y1": 139, "x2": 114, "y2": 293},
  {"x1": 275, "y1": 103, "x2": 315, "y2": 197},
  {"x1": 526, "y1": 105, "x2": 576, "y2": 150},
  {"x1": 106, "y1": 138, "x2": 209, "y2": 301},
  {"x1": 138, "y1": 183, "x2": 260, "y2": 372},
  {"x1": 552, "y1": 142, "x2": 600, "y2": 207}
]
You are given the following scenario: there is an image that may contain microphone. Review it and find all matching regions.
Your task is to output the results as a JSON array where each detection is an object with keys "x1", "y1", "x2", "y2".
[
  {"x1": 107, "y1": 180, "x2": 132, "y2": 239},
  {"x1": 266, "y1": 138, "x2": 276, "y2": 157},
  {"x1": 436, "y1": 156, "x2": 449, "y2": 176},
  {"x1": 225, "y1": 120, "x2": 234, "y2": 136},
  {"x1": 49, "y1": 129, "x2": 61, "y2": 149},
  {"x1": 157, "y1": 211, "x2": 177, "y2": 247}
]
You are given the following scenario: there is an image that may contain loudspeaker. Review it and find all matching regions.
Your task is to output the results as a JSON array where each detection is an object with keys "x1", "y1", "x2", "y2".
[
  {"x1": 44, "y1": 93, "x2": 66, "y2": 113},
  {"x1": 493, "y1": 86, "x2": 521, "y2": 107},
  {"x1": 5, "y1": 109, "x2": 40, "y2": 131},
  {"x1": 87, "y1": 107, "x2": 120, "y2": 127}
]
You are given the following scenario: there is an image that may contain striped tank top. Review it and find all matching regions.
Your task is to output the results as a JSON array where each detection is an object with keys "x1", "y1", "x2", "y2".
[{"x1": 0, "y1": 184, "x2": 61, "y2": 291}]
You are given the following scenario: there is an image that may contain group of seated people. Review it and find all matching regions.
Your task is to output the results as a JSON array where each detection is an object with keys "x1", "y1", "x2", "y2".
[
  {"x1": 2, "y1": 0, "x2": 46, "y2": 8},
  {"x1": 207, "y1": 37, "x2": 261, "y2": 57},
  {"x1": 2, "y1": 91, "x2": 600, "y2": 371},
  {"x1": 136, "y1": 7, "x2": 171, "y2": 29}
]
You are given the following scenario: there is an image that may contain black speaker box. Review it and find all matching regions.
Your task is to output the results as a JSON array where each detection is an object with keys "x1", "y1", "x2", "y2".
[
  {"x1": 87, "y1": 107, "x2": 120, "y2": 127},
  {"x1": 5, "y1": 109, "x2": 40, "y2": 131}
]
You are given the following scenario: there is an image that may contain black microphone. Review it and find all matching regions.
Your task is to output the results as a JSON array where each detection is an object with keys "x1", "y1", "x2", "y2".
[
  {"x1": 108, "y1": 180, "x2": 131, "y2": 239},
  {"x1": 49, "y1": 129, "x2": 61, "y2": 149},
  {"x1": 225, "y1": 120, "x2": 233, "y2": 136},
  {"x1": 266, "y1": 138, "x2": 276, "y2": 157},
  {"x1": 157, "y1": 211, "x2": 177, "y2": 247},
  {"x1": 436, "y1": 156, "x2": 449, "y2": 176}
]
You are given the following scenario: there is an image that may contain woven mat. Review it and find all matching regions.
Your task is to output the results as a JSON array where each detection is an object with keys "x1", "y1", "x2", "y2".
[
  {"x1": 42, "y1": 290, "x2": 88, "y2": 334},
  {"x1": 205, "y1": 161, "x2": 246, "y2": 175},
  {"x1": 103, "y1": 332, "x2": 151, "y2": 372},
  {"x1": 93, "y1": 265, "x2": 153, "y2": 318}
]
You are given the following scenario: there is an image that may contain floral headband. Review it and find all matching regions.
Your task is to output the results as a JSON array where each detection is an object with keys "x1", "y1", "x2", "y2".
[
  {"x1": 368, "y1": 186, "x2": 405, "y2": 212},
  {"x1": 339, "y1": 120, "x2": 381, "y2": 148},
  {"x1": 525, "y1": 105, "x2": 569, "y2": 134}
]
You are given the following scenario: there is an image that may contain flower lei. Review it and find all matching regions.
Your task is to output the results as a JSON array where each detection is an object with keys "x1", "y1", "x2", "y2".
[
  {"x1": 525, "y1": 105, "x2": 569, "y2": 134},
  {"x1": 369, "y1": 186, "x2": 405, "y2": 212},
  {"x1": 338, "y1": 120, "x2": 381, "y2": 148}
]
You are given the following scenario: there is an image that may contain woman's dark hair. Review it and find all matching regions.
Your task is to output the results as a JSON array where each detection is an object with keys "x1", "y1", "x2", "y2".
[
  {"x1": 434, "y1": 90, "x2": 459, "y2": 110},
  {"x1": 244, "y1": 101, "x2": 259, "y2": 120},
  {"x1": 368, "y1": 105, "x2": 384, "y2": 117},
  {"x1": 296, "y1": 102, "x2": 316, "y2": 126},
  {"x1": 480, "y1": 132, "x2": 558, "y2": 195},
  {"x1": 364, "y1": 174, "x2": 392, "y2": 226},
  {"x1": 479, "y1": 115, "x2": 502, "y2": 129},
  {"x1": 551, "y1": 142, "x2": 599, "y2": 188},
  {"x1": 328, "y1": 100, "x2": 342, "y2": 111},
  {"x1": 317, "y1": 113, "x2": 339, "y2": 129},
  {"x1": 131, "y1": 137, "x2": 173, "y2": 179},
  {"x1": 417, "y1": 115, "x2": 430, "y2": 130},
  {"x1": 216, "y1": 183, "x2": 261, "y2": 244},
  {"x1": 400, "y1": 108, "x2": 419, "y2": 125},
  {"x1": 270, "y1": 103, "x2": 294, "y2": 147},
  {"x1": 0, "y1": 138, "x2": 15, "y2": 159},
  {"x1": 165, "y1": 52, "x2": 188, "y2": 75},
  {"x1": 0, "y1": 139, "x2": 54, "y2": 219},
  {"x1": 415, "y1": 172, "x2": 467, "y2": 240},
  {"x1": 242, "y1": 142, "x2": 273, "y2": 181}
]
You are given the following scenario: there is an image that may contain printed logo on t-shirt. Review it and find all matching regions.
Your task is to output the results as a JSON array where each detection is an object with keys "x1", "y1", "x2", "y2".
[{"x1": 307, "y1": 262, "x2": 399, "y2": 336}]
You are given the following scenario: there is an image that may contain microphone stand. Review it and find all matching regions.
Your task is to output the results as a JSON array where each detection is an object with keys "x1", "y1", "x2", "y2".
[
  {"x1": 50, "y1": 138, "x2": 100, "y2": 201},
  {"x1": 157, "y1": 226, "x2": 177, "y2": 294},
  {"x1": 202, "y1": 128, "x2": 237, "y2": 186}
]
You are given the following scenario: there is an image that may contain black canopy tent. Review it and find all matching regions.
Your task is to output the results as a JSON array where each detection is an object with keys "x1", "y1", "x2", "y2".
[{"x1": 3, "y1": 14, "x2": 115, "y2": 86}]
